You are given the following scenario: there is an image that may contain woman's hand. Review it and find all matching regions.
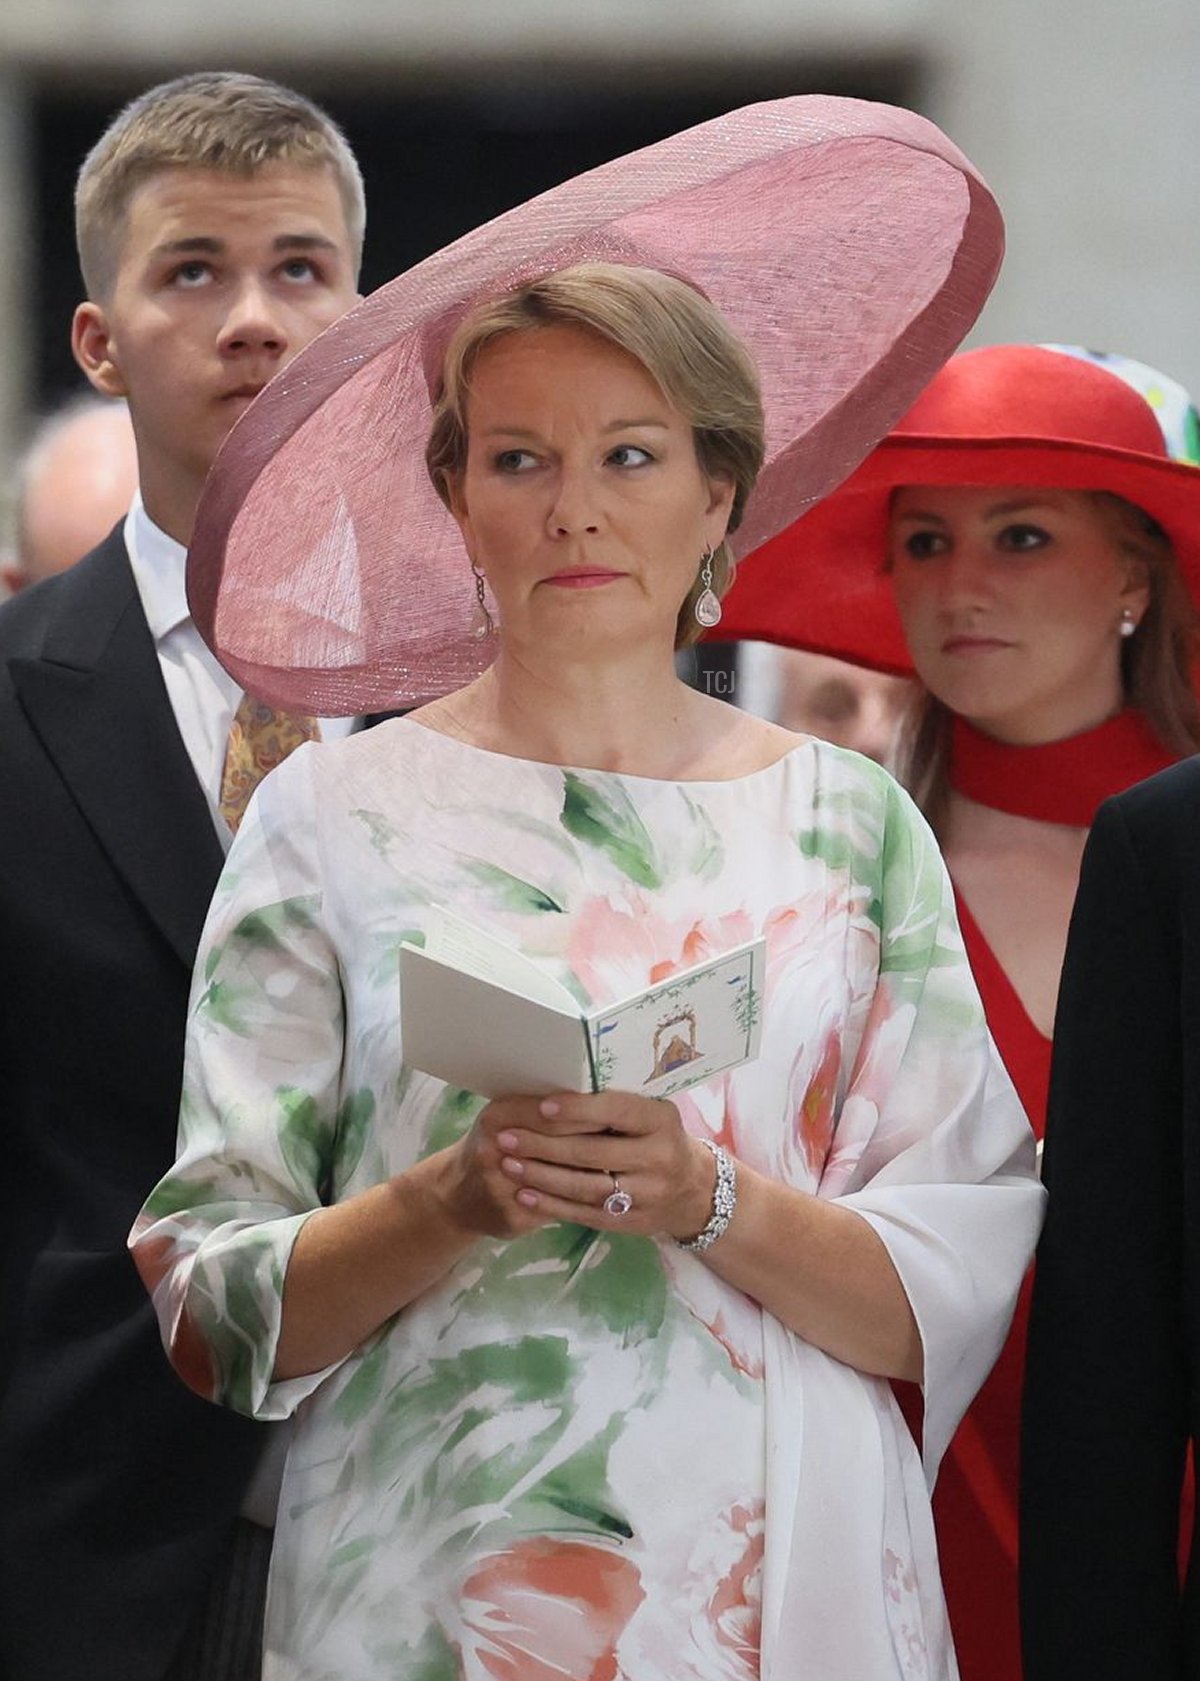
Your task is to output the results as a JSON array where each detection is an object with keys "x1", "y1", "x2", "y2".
[
  {"x1": 276, "y1": 1092, "x2": 713, "y2": 1381},
  {"x1": 278, "y1": 1088, "x2": 921, "y2": 1385},
  {"x1": 476, "y1": 1090, "x2": 922, "y2": 1381},
  {"x1": 434, "y1": 1099, "x2": 568, "y2": 1240},
  {"x1": 478, "y1": 1090, "x2": 717, "y2": 1242}
]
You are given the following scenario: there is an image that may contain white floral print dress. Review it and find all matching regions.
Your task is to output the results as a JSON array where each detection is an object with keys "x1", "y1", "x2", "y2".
[{"x1": 132, "y1": 719, "x2": 1043, "y2": 1681}]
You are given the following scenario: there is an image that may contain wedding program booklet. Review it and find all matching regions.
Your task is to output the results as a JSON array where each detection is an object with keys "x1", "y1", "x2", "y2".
[{"x1": 400, "y1": 908, "x2": 765, "y2": 1100}]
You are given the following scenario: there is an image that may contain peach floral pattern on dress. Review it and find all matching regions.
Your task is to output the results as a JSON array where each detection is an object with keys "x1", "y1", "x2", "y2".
[{"x1": 457, "y1": 1539, "x2": 645, "y2": 1681}]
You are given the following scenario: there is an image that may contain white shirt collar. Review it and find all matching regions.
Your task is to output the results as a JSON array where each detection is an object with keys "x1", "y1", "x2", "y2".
[{"x1": 124, "y1": 493, "x2": 190, "y2": 644}]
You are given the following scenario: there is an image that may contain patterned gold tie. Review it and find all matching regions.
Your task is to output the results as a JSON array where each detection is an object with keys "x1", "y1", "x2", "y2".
[{"x1": 218, "y1": 695, "x2": 321, "y2": 835}]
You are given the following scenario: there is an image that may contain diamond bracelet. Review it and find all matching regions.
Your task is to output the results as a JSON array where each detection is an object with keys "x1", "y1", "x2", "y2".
[{"x1": 676, "y1": 1138, "x2": 737, "y2": 1254}]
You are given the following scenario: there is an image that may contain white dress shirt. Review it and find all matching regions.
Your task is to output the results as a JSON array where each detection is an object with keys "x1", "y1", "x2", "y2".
[{"x1": 124, "y1": 495, "x2": 355, "y2": 850}]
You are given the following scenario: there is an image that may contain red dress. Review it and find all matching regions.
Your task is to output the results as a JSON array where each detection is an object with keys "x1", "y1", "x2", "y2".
[
  {"x1": 934, "y1": 895, "x2": 1048, "y2": 1681},
  {"x1": 929, "y1": 711, "x2": 1179, "y2": 1681}
]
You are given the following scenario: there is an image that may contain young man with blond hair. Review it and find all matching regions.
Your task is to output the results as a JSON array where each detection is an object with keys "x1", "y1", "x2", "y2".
[{"x1": 0, "y1": 72, "x2": 364, "y2": 1681}]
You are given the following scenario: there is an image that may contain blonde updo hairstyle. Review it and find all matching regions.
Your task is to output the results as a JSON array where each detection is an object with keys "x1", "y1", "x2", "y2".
[{"x1": 426, "y1": 262, "x2": 765, "y2": 649}]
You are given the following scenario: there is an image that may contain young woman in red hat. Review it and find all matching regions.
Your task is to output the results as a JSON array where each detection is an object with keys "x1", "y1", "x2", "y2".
[{"x1": 719, "y1": 342, "x2": 1200, "y2": 1681}]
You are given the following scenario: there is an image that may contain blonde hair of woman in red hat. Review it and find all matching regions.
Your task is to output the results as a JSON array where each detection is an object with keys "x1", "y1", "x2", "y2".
[
  {"x1": 129, "y1": 98, "x2": 1047, "y2": 1679},
  {"x1": 720, "y1": 341, "x2": 1200, "y2": 1681}
]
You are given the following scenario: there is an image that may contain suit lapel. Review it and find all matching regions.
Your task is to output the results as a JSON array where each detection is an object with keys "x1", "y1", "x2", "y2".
[{"x1": 10, "y1": 531, "x2": 225, "y2": 970}]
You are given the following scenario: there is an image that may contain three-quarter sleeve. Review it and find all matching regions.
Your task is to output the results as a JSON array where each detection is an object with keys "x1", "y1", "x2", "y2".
[
  {"x1": 130, "y1": 747, "x2": 348, "y2": 1419},
  {"x1": 832, "y1": 777, "x2": 1045, "y2": 1480}
]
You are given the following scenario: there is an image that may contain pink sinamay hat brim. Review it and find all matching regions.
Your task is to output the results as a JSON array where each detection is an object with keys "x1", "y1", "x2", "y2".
[{"x1": 187, "y1": 94, "x2": 1004, "y2": 713}]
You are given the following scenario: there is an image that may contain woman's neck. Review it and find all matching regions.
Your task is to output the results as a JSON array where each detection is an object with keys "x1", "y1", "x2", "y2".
[
  {"x1": 941, "y1": 791, "x2": 1088, "y2": 1040},
  {"x1": 941, "y1": 791, "x2": 1089, "y2": 858},
  {"x1": 938, "y1": 707, "x2": 1178, "y2": 1038},
  {"x1": 421, "y1": 645, "x2": 759, "y2": 780},
  {"x1": 946, "y1": 709, "x2": 1175, "y2": 827}
]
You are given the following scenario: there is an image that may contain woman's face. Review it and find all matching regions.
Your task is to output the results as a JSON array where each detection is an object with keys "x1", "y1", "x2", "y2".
[
  {"x1": 888, "y1": 485, "x2": 1149, "y2": 743},
  {"x1": 448, "y1": 324, "x2": 734, "y2": 653}
]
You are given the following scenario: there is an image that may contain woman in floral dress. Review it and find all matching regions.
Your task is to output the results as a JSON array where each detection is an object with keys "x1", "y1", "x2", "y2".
[{"x1": 131, "y1": 104, "x2": 1044, "y2": 1681}]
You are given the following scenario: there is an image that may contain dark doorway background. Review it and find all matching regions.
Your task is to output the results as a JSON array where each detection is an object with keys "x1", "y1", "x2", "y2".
[{"x1": 30, "y1": 56, "x2": 917, "y2": 404}]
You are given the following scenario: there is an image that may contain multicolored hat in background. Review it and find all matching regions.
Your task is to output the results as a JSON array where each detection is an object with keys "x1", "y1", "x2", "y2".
[{"x1": 1043, "y1": 346, "x2": 1200, "y2": 466}]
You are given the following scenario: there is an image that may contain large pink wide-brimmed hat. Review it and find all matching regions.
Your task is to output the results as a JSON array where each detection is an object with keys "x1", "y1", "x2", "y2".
[{"x1": 187, "y1": 94, "x2": 1005, "y2": 714}]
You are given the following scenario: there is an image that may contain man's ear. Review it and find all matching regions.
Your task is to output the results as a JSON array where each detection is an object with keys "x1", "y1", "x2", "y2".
[
  {"x1": 71, "y1": 302, "x2": 128, "y2": 398},
  {"x1": 1, "y1": 560, "x2": 25, "y2": 596}
]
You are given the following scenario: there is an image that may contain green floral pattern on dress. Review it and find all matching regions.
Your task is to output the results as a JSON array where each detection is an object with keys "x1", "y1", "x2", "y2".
[{"x1": 132, "y1": 721, "x2": 1043, "y2": 1680}]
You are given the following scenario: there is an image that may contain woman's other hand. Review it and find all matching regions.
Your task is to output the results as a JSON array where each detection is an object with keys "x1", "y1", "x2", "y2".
[{"x1": 484, "y1": 1090, "x2": 921, "y2": 1379}]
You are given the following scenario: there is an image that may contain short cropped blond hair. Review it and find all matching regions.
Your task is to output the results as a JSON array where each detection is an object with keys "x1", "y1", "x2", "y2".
[
  {"x1": 426, "y1": 263, "x2": 765, "y2": 649},
  {"x1": 75, "y1": 71, "x2": 365, "y2": 300}
]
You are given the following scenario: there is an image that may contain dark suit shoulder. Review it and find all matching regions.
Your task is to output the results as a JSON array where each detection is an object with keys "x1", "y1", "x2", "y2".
[
  {"x1": 0, "y1": 526, "x2": 132, "y2": 665},
  {"x1": 1085, "y1": 752, "x2": 1200, "y2": 921},
  {"x1": 0, "y1": 567, "x2": 69, "y2": 659},
  {"x1": 1106, "y1": 751, "x2": 1200, "y2": 833}
]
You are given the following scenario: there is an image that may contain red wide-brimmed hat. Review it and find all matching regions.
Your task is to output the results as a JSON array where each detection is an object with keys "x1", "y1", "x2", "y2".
[
  {"x1": 186, "y1": 94, "x2": 1003, "y2": 714},
  {"x1": 718, "y1": 344, "x2": 1200, "y2": 673}
]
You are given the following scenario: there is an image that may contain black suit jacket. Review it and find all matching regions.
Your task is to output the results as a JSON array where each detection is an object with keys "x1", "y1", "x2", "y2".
[
  {"x1": 1022, "y1": 754, "x2": 1200, "y2": 1678},
  {"x1": 0, "y1": 530, "x2": 266, "y2": 1681}
]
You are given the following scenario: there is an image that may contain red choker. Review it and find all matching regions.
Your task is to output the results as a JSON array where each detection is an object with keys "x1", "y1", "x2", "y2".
[{"x1": 948, "y1": 711, "x2": 1177, "y2": 826}]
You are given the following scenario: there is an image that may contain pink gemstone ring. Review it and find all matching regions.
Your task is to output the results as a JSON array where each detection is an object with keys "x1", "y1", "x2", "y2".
[{"x1": 603, "y1": 1173, "x2": 633, "y2": 1217}]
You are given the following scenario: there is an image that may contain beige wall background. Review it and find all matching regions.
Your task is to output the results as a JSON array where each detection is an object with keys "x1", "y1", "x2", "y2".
[{"x1": 1, "y1": 0, "x2": 1197, "y2": 484}]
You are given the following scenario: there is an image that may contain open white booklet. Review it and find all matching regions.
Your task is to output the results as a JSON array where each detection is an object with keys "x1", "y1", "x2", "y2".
[{"x1": 400, "y1": 907, "x2": 765, "y2": 1100}]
